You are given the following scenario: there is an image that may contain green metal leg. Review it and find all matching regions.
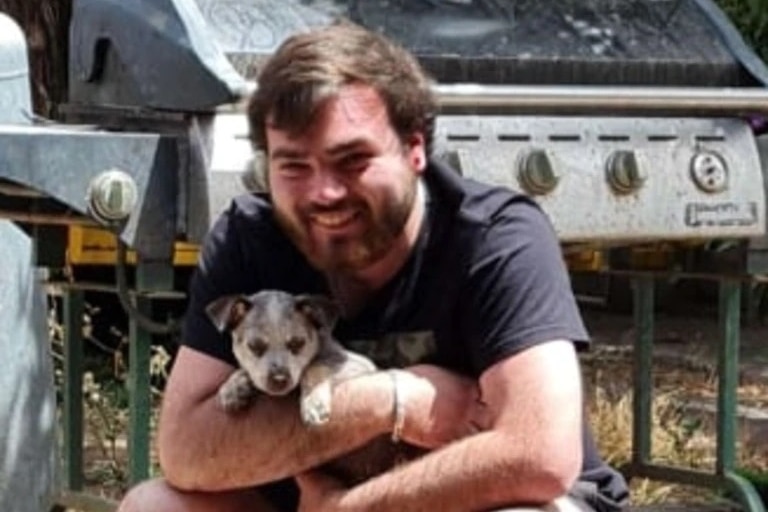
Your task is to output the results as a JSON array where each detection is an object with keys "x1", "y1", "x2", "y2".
[
  {"x1": 62, "y1": 288, "x2": 84, "y2": 491},
  {"x1": 127, "y1": 294, "x2": 152, "y2": 485},
  {"x1": 620, "y1": 276, "x2": 765, "y2": 512},
  {"x1": 127, "y1": 258, "x2": 174, "y2": 484},
  {"x1": 725, "y1": 471, "x2": 767, "y2": 512},
  {"x1": 56, "y1": 288, "x2": 122, "y2": 511},
  {"x1": 718, "y1": 281, "x2": 765, "y2": 512},
  {"x1": 717, "y1": 280, "x2": 739, "y2": 474},
  {"x1": 631, "y1": 276, "x2": 654, "y2": 466}
]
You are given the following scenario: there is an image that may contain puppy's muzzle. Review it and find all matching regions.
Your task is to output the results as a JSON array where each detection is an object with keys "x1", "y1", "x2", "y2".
[{"x1": 266, "y1": 366, "x2": 292, "y2": 394}]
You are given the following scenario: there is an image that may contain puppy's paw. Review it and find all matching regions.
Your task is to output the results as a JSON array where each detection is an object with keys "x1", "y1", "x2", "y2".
[
  {"x1": 218, "y1": 386, "x2": 251, "y2": 412},
  {"x1": 301, "y1": 391, "x2": 332, "y2": 427},
  {"x1": 218, "y1": 370, "x2": 256, "y2": 412}
]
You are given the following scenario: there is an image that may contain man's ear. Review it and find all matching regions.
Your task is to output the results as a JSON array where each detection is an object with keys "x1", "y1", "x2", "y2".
[
  {"x1": 205, "y1": 295, "x2": 253, "y2": 332},
  {"x1": 405, "y1": 131, "x2": 427, "y2": 173},
  {"x1": 294, "y1": 294, "x2": 340, "y2": 332}
]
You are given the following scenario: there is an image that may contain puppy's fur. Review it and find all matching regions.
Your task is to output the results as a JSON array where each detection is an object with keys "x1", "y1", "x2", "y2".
[{"x1": 206, "y1": 290, "x2": 376, "y2": 426}]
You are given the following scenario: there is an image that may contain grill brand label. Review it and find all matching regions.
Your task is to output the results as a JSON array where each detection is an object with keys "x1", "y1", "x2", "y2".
[{"x1": 685, "y1": 201, "x2": 758, "y2": 227}]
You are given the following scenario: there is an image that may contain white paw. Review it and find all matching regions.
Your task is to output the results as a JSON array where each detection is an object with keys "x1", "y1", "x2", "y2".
[{"x1": 301, "y1": 393, "x2": 331, "y2": 427}]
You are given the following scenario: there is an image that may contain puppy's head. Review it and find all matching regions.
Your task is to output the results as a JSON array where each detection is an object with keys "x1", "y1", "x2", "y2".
[{"x1": 206, "y1": 290, "x2": 339, "y2": 396}]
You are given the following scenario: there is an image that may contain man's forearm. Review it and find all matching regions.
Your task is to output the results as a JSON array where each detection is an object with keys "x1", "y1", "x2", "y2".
[
  {"x1": 159, "y1": 371, "x2": 395, "y2": 491},
  {"x1": 336, "y1": 429, "x2": 580, "y2": 512}
]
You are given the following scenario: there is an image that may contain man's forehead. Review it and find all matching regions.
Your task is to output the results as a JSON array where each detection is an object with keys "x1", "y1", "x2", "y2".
[
  {"x1": 333, "y1": 85, "x2": 388, "y2": 120},
  {"x1": 265, "y1": 85, "x2": 393, "y2": 154},
  {"x1": 266, "y1": 84, "x2": 388, "y2": 132}
]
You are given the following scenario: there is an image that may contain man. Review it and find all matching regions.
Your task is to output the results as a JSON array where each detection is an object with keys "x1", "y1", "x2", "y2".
[{"x1": 118, "y1": 21, "x2": 629, "y2": 512}]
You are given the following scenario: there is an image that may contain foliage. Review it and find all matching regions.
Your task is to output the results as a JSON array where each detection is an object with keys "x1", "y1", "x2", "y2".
[{"x1": 716, "y1": 0, "x2": 768, "y2": 62}]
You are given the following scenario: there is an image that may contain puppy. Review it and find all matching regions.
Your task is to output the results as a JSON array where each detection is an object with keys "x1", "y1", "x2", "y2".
[
  {"x1": 205, "y1": 289, "x2": 376, "y2": 426},
  {"x1": 206, "y1": 289, "x2": 422, "y2": 484}
]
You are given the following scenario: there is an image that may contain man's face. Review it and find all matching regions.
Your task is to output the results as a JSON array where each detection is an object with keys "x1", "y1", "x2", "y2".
[{"x1": 265, "y1": 85, "x2": 426, "y2": 273}]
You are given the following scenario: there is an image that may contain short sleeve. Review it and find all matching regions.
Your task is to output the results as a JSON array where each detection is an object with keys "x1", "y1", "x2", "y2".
[
  {"x1": 460, "y1": 197, "x2": 589, "y2": 373},
  {"x1": 181, "y1": 202, "x2": 254, "y2": 366}
]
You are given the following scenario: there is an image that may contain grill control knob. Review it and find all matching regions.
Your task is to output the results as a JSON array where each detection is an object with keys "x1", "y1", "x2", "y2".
[
  {"x1": 86, "y1": 168, "x2": 138, "y2": 224},
  {"x1": 690, "y1": 150, "x2": 728, "y2": 193},
  {"x1": 606, "y1": 150, "x2": 645, "y2": 194},
  {"x1": 518, "y1": 149, "x2": 559, "y2": 195}
]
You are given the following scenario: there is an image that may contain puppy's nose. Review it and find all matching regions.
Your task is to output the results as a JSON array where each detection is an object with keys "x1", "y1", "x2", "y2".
[{"x1": 267, "y1": 368, "x2": 291, "y2": 392}]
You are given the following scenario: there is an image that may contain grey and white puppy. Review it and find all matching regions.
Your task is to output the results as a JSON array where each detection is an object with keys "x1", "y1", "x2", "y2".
[{"x1": 206, "y1": 289, "x2": 376, "y2": 426}]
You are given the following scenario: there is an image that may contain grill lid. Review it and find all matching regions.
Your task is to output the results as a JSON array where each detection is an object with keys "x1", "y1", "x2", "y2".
[
  {"x1": 196, "y1": 0, "x2": 768, "y2": 87},
  {"x1": 68, "y1": 0, "x2": 768, "y2": 112}
]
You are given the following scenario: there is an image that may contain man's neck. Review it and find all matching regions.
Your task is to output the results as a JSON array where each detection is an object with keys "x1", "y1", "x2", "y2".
[{"x1": 327, "y1": 180, "x2": 427, "y2": 316}]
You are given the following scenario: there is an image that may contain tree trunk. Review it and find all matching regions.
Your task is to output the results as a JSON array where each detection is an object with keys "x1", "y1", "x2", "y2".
[{"x1": 0, "y1": 0, "x2": 72, "y2": 117}]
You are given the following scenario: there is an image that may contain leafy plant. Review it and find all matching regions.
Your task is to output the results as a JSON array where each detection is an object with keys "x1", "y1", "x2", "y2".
[{"x1": 717, "y1": 0, "x2": 768, "y2": 62}]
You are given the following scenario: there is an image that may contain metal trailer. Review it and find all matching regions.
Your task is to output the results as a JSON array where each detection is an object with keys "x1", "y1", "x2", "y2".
[
  {"x1": 0, "y1": 17, "x2": 58, "y2": 505},
  {"x1": 1, "y1": 0, "x2": 768, "y2": 510}
]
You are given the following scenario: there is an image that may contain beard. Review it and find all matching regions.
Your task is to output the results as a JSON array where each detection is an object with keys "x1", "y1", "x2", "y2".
[{"x1": 275, "y1": 177, "x2": 419, "y2": 274}]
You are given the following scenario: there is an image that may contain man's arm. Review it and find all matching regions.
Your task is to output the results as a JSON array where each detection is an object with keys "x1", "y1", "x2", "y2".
[
  {"x1": 158, "y1": 346, "x2": 393, "y2": 490},
  {"x1": 299, "y1": 339, "x2": 584, "y2": 512},
  {"x1": 157, "y1": 346, "x2": 478, "y2": 491}
]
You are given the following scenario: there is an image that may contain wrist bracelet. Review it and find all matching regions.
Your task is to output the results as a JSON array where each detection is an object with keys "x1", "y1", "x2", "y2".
[{"x1": 388, "y1": 370, "x2": 405, "y2": 443}]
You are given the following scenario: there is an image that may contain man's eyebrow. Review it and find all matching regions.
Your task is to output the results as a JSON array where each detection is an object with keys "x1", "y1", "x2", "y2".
[
  {"x1": 324, "y1": 138, "x2": 370, "y2": 157},
  {"x1": 270, "y1": 147, "x2": 309, "y2": 160},
  {"x1": 270, "y1": 138, "x2": 372, "y2": 160}
]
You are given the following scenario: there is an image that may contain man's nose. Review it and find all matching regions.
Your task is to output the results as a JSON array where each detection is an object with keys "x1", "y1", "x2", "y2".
[{"x1": 311, "y1": 169, "x2": 348, "y2": 204}]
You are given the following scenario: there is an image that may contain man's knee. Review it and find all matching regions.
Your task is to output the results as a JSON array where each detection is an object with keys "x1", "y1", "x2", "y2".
[
  {"x1": 117, "y1": 478, "x2": 280, "y2": 512},
  {"x1": 492, "y1": 494, "x2": 599, "y2": 512},
  {"x1": 117, "y1": 479, "x2": 169, "y2": 512}
]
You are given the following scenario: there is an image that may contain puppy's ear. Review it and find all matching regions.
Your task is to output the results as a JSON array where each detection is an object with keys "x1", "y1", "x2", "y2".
[
  {"x1": 294, "y1": 295, "x2": 340, "y2": 331},
  {"x1": 205, "y1": 295, "x2": 252, "y2": 332}
]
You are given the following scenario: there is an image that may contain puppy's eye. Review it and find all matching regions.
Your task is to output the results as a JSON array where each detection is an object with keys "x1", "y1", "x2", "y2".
[
  {"x1": 250, "y1": 338, "x2": 268, "y2": 357},
  {"x1": 286, "y1": 337, "x2": 305, "y2": 355}
]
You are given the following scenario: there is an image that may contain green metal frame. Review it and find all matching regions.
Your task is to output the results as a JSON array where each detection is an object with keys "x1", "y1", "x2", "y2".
[
  {"x1": 56, "y1": 288, "x2": 118, "y2": 512},
  {"x1": 127, "y1": 292, "x2": 153, "y2": 485},
  {"x1": 54, "y1": 259, "x2": 175, "y2": 511},
  {"x1": 620, "y1": 276, "x2": 766, "y2": 512}
]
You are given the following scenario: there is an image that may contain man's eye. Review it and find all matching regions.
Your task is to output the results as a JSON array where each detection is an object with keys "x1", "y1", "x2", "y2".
[
  {"x1": 277, "y1": 162, "x2": 311, "y2": 176},
  {"x1": 338, "y1": 153, "x2": 370, "y2": 172},
  {"x1": 286, "y1": 337, "x2": 305, "y2": 355}
]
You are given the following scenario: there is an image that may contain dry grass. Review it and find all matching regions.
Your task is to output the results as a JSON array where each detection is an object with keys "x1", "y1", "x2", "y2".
[{"x1": 582, "y1": 346, "x2": 768, "y2": 505}]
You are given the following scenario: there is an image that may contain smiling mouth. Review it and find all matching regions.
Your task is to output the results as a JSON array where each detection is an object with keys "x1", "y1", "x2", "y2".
[{"x1": 309, "y1": 210, "x2": 359, "y2": 229}]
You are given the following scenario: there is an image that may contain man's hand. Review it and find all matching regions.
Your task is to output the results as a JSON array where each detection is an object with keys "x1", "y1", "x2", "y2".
[
  {"x1": 296, "y1": 470, "x2": 346, "y2": 512},
  {"x1": 397, "y1": 365, "x2": 488, "y2": 449}
]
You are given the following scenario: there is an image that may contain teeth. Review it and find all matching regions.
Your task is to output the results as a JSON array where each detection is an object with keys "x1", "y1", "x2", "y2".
[{"x1": 311, "y1": 211, "x2": 356, "y2": 227}]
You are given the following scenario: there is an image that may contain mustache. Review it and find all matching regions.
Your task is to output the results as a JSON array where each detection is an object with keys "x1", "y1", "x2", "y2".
[{"x1": 303, "y1": 201, "x2": 364, "y2": 215}]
